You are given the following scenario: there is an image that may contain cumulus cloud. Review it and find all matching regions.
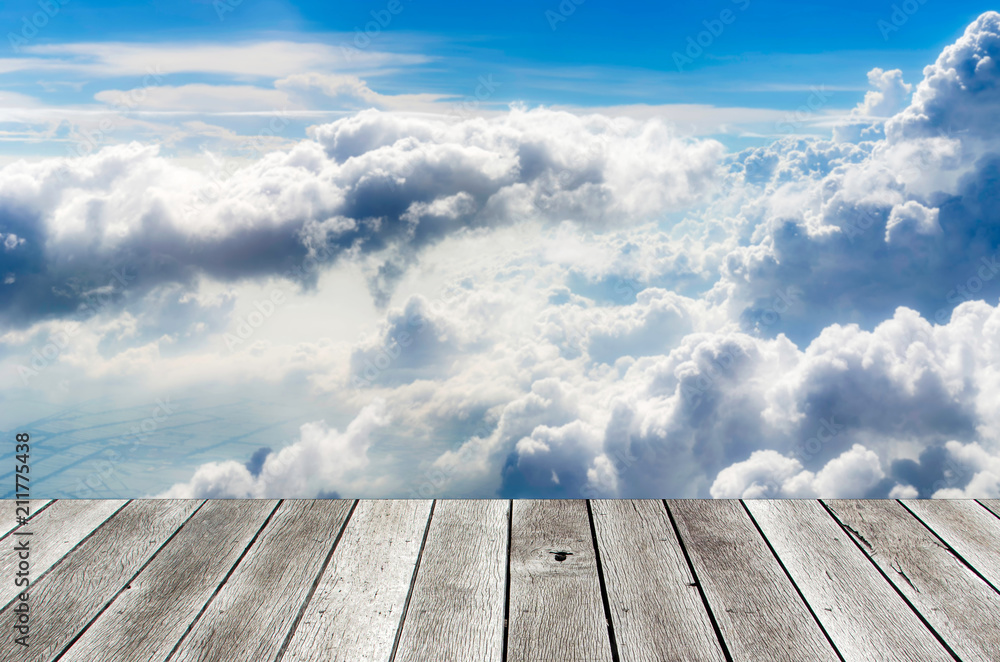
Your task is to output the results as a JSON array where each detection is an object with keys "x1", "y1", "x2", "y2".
[
  {"x1": 709, "y1": 444, "x2": 886, "y2": 499},
  {"x1": 833, "y1": 67, "x2": 912, "y2": 142},
  {"x1": 158, "y1": 399, "x2": 388, "y2": 498},
  {"x1": 0, "y1": 107, "x2": 722, "y2": 328},
  {"x1": 9, "y1": 12, "x2": 1000, "y2": 500}
]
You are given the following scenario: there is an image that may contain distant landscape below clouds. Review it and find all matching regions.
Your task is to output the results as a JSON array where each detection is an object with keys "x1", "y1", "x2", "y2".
[{"x1": 2, "y1": 3, "x2": 1000, "y2": 499}]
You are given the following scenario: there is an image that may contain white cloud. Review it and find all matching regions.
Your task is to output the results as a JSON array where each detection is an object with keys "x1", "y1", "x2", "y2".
[
  {"x1": 7, "y1": 12, "x2": 1000, "y2": 500},
  {"x1": 158, "y1": 399, "x2": 387, "y2": 498},
  {"x1": 4, "y1": 41, "x2": 429, "y2": 78}
]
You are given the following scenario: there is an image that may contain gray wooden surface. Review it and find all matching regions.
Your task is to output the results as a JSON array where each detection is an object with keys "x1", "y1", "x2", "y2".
[
  {"x1": 391, "y1": 499, "x2": 508, "y2": 662},
  {"x1": 669, "y1": 499, "x2": 839, "y2": 662},
  {"x1": 507, "y1": 499, "x2": 611, "y2": 662},
  {"x1": 0, "y1": 499, "x2": 126, "y2": 608},
  {"x1": 59, "y1": 500, "x2": 279, "y2": 662},
  {"x1": 744, "y1": 499, "x2": 953, "y2": 662},
  {"x1": 0, "y1": 500, "x2": 52, "y2": 540},
  {"x1": 825, "y1": 499, "x2": 1000, "y2": 662},
  {"x1": 281, "y1": 499, "x2": 433, "y2": 662},
  {"x1": 901, "y1": 499, "x2": 1000, "y2": 591},
  {"x1": 0, "y1": 498, "x2": 997, "y2": 662},
  {"x1": 0, "y1": 499, "x2": 203, "y2": 661},
  {"x1": 593, "y1": 500, "x2": 725, "y2": 662},
  {"x1": 170, "y1": 499, "x2": 353, "y2": 662}
]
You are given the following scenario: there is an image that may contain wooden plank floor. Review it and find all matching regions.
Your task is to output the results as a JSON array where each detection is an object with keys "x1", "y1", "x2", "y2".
[{"x1": 2, "y1": 499, "x2": 998, "y2": 661}]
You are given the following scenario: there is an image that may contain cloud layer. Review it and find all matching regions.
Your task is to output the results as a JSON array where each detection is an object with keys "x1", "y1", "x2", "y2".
[{"x1": 4, "y1": 13, "x2": 1000, "y2": 499}]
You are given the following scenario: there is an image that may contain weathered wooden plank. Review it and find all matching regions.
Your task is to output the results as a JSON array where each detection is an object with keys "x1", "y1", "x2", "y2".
[
  {"x1": 669, "y1": 499, "x2": 839, "y2": 662},
  {"x1": 744, "y1": 499, "x2": 952, "y2": 662},
  {"x1": 0, "y1": 500, "x2": 53, "y2": 540},
  {"x1": 0, "y1": 499, "x2": 203, "y2": 661},
  {"x1": 506, "y1": 500, "x2": 611, "y2": 662},
  {"x1": 170, "y1": 499, "x2": 354, "y2": 662},
  {"x1": 978, "y1": 499, "x2": 1000, "y2": 520},
  {"x1": 281, "y1": 500, "x2": 433, "y2": 662},
  {"x1": 590, "y1": 500, "x2": 724, "y2": 662},
  {"x1": 825, "y1": 499, "x2": 1000, "y2": 661},
  {"x1": 392, "y1": 500, "x2": 508, "y2": 662},
  {"x1": 902, "y1": 499, "x2": 1000, "y2": 591},
  {"x1": 0, "y1": 499, "x2": 127, "y2": 608},
  {"x1": 58, "y1": 500, "x2": 279, "y2": 662}
]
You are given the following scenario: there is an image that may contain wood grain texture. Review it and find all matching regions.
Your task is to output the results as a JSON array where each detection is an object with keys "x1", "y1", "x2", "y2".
[
  {"x1": 825, "y1": 499, "x2": 1000, "y2": 662},
  {"x1": 590, "y1": 500, "x2": 724, "y2": 662},
  {"x1": 281, "y1": 499, "x2": 433, "y2": 662},
  {"x1": 59, "y1": 500, "x2": 279, "y2": 662},
  {"x1": 0, "y1": 499, "x2": 53, "y2": 540},
  {"x1": 744, "y1": 499, "x2": 952, "y2": 662},
  {"x1": 978, "y1": 499, "x2": 1000, "y2": 521},
  {"x1": 169, "y1": 499, "x2": 354, "y2": 662},
  {"x1": 506, "y1": 500, "x2": 611, "y2": 662},
  {"x1": 0, "y1": 499, "x2": 127, "y2": 608},
  {"x1": 0, "y1": 499, "x2": 202, "y2": 662},
  {"x1": 669, "y1": 499, "x2": 839, "y2": 662},
  {"x1": 902, "y1": 499, "x2": 1000, "y2": 591},
  {"x1": 392, "y1": 500, "x2": 508, "y2": 662}
]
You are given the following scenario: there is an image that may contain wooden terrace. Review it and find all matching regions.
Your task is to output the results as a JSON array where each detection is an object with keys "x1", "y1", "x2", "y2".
[{"x1": 2, "y1": 499, "x2": 1000, "y2": 661}]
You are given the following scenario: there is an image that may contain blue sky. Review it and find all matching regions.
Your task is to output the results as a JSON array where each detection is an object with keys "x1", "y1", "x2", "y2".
[{"x1": 0, "y1": 0, "x2": 996, "y2": 159}]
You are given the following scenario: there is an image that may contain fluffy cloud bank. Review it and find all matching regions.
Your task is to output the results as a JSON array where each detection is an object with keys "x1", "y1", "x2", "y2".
[
  {"x1": 7, "y1": 14, "x2": 1000, "y2": 499},
  {"x1": 158, "y1": 399, "x2": 388, "y2": 498},
  {"x1": 0, "y1": 106, "x2": 722, "y2": 327}
]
